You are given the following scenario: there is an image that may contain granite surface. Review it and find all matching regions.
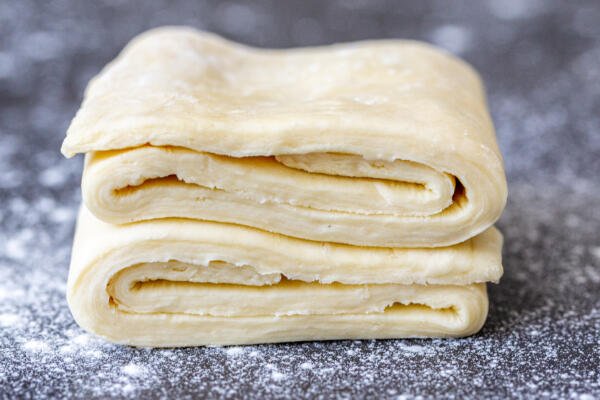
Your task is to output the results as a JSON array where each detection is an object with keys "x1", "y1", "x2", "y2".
[{"x1": 1, "y1": 0, "x2": 599, "y2": 398}]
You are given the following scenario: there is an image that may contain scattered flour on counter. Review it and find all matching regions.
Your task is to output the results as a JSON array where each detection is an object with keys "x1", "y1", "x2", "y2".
[
  {"x1": 270, "y1": 370, "x2": 286, "y2": 381},
  {"x1": 121, "y1": 363, "x2": 148, "y2": 378},
  {"x1": 397, "y1": 343, "x2": 432, "y2": 353},
  {"x1": 225, "y1": 346, "x2": 245, "y2": 357},
  {"x1": 0, "y1": 313, "x2": 21, "y2": 327},
  {"x1": 430, "y1": 25, "x2": 473, "y2": 55},
  {"x1": 49, "y1": 206, "x2": 76, "y2": 223},
  {"x1": 38, "y1": 165, "x2": 68, "y2": 187},
  {"x1": 22, "y1": 340, "x2": 51, "y2": 353},
  {"x1": 72, "y1": 333, "x2": 91, "y2": 346},
  {"x1": 248, "y1": 349, "x2": 261, "y2": 358},
  {"x1": 3, "y1": 228, "x2": 34, "y2": 260},
  {"x1": 0, "y1": 285, "x2": 25, "y2": 301},
  {"x1": 121, "y1": 383, "x2": 136, "y2": 395},
  {"x1": 299, "y1": 361, "x2": 313, "y2": 370}
]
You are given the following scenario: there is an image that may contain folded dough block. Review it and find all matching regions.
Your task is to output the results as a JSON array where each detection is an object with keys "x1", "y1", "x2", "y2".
[
  {"x1": 68, "y1": 207, "x2": 502, "y2": 347},
  {"x1": 61, "y1": 27, "x2": 507, "y2": 247}
]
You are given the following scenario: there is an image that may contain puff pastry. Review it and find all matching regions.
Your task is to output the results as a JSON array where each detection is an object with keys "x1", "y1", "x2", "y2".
[
  {"x1": 68, "y1": 207, "x2": 502, "y2": 347},
  {"x1": 62, "y1": 27, "x2": 506, "y2": 346},
  {"x1": 62, "y1": 27, "x2": 507, "y2": 247}
]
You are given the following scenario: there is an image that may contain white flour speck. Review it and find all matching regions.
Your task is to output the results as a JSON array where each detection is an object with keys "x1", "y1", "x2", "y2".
[
  {"x1": 121, "y1": 363, "x2": 147, "y2": 377},
  {"x1": 49, "y1": 207, "x2": 76, "y2": 223},
  {"x1": 248, "y1": 350, "x2": 260, "y2": 357},
  {"x1": 0, "y1": 313, "x2": 21, "y2": 327},
  {"x1": 85, "y1": 349, "x2": 103, "y2": 358},
  {"x1": 72, "y1": 334, "x2": 91, "y2": 346},
  {"x1": 430, "y1": 25, "x2": 473, "y2": 55},
  {"x1": 59, "y1": 344, "x2": 76, "y2": 354},
  {"x1": 0, "y1": 286, "x2": 25, "y2": 301},
  {"x1": 39, "y1": 166, "x2": 67, "y2": 187},
  {"x1": 4, "y1": 229, "x2": 34, "y2": 260},
  {"x1": 121, "y1": 383, "x2": 136, "y2": 394},
  {"x1": 397, "y1": 344, "x2": 431, "y2": 353},
  {"x1": 271, "y1": 371, "x2": 285, "y2": 381},
  {"x1": 23, "y1": 340, "x2": 51, "y2": 353},
  {"x1": 299, "y1": 362, "x2": 313, "y2": 370},
  {"x1": 225, "y1": 346, "x2": 245, "y2": 356}
]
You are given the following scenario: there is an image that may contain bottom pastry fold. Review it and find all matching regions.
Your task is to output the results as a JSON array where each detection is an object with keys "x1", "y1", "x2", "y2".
[{"x1": 67, "y1": 207, "x2": 503, "y2": 347}]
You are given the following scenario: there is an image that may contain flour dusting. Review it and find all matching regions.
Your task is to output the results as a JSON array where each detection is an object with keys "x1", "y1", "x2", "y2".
[
  {"x1": 225, "y1": 346, "x2": 245, "y2": 357},
  {"x1": 23, "y1": 340, "x2": 51, "y2": 353},
  {"x1": 121, "y1": 363, "x2": 148, "y2": 377},
  {"x1": 0, "y1": 313, "x2": 21, "y2": 327}
]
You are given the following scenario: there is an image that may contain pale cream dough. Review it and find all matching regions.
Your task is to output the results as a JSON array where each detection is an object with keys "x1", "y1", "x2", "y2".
[
  {"x1": 62, "y1": 27, "x2": 508, "y2": 247},
  {"x1": 68, "y1": 207, "x2": 501, "y2": 347},
  {"x1": 61, "y1": 28, "x2": 507, "y2": 345}
]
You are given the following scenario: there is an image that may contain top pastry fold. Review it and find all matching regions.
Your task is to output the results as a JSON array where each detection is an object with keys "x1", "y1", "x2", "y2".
[{"x1": 61, "y1": 27, "x2": 507, "y2": 247}]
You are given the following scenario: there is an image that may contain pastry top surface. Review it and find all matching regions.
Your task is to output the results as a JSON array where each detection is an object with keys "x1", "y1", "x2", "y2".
[{"x1": 62, "y1": 26, "x2": 501, "y2": 167}]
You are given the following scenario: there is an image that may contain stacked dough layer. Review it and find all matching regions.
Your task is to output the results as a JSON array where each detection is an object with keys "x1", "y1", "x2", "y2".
[{"x1": 62, "y1": 27, "x2": 507, "y2": 347}]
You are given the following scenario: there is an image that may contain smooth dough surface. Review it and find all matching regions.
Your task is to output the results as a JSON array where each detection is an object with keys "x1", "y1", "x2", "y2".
[
  {"x1": 68, "y1": 207, "x2": 501, "y2": 347},
  {"x1": 62, "y1": 27, "x2": 507, "y2": 247}
]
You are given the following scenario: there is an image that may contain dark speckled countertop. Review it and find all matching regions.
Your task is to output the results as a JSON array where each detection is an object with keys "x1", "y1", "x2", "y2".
[{"x1": 1, "y1": 1, "x2": 599, "y2": 398}]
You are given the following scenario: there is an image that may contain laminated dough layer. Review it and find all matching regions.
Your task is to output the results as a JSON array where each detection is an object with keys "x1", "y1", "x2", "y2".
[
  {"x1": 68, "y1": 207, "x2": 503, "y2": 347},
  {"x1": 62, "y1": 27, "x2": 507, "y2": 247}
]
